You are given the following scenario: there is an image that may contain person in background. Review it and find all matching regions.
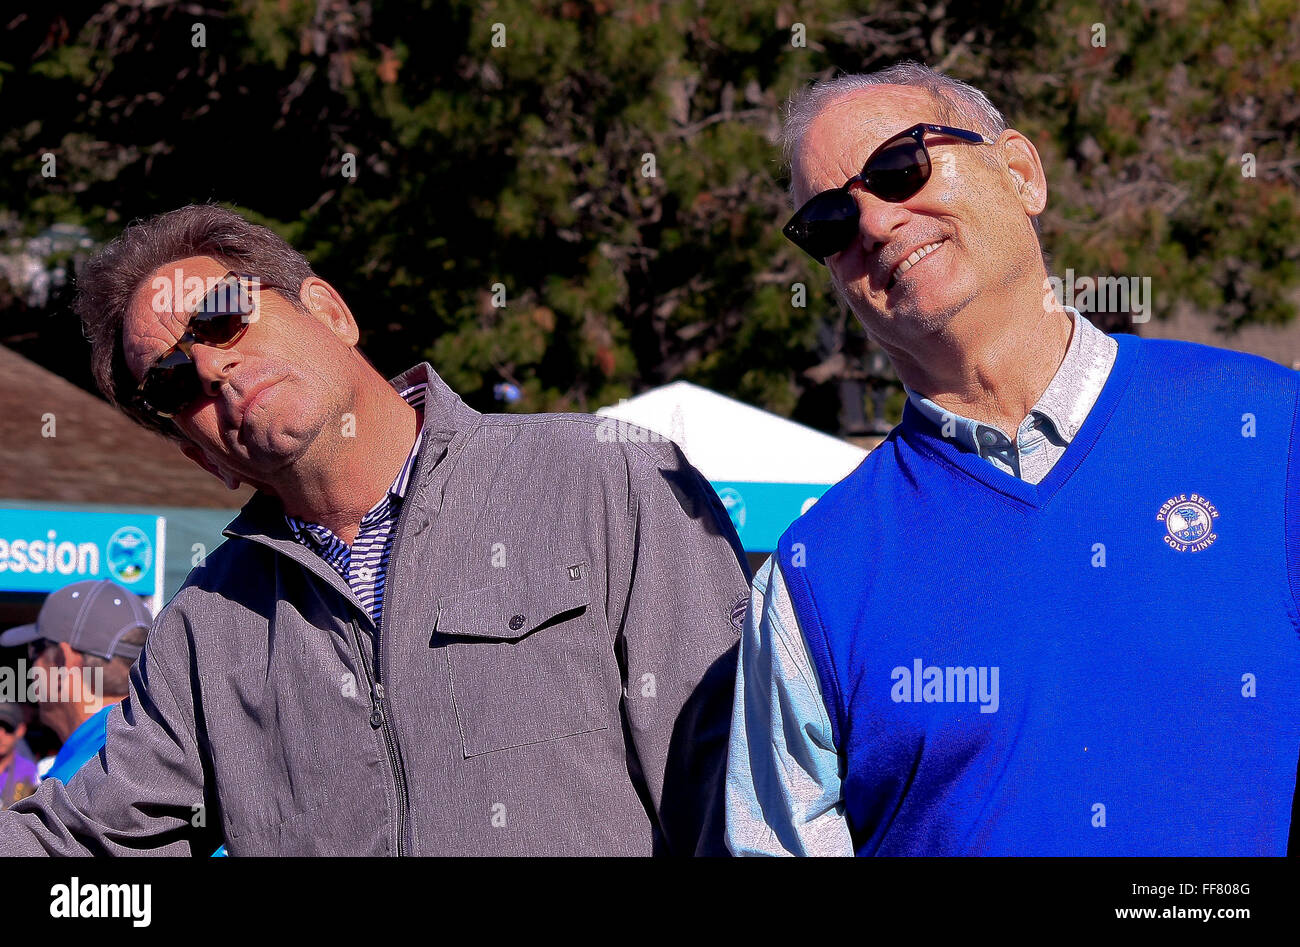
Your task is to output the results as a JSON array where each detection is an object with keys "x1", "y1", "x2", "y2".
[
  {"x1": 0, "y1": 703, "x2": 38, "y2": 809},
  {"x1": 0, "y1": 580, "x2": 150, "y2": 784}
]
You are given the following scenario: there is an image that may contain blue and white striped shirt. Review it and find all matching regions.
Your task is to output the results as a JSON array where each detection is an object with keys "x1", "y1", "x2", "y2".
[{"x1": 284, "y1": 383, "x2": 426, "y2": 626}]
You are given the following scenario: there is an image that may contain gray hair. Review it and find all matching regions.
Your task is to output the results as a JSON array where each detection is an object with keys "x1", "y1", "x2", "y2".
[
  {"x1": 780, "y1": 61, "x2": 1041, "y2": 240},
  {"x1": 780, "y1": 62, "x2": 1008, "y2": 170}
]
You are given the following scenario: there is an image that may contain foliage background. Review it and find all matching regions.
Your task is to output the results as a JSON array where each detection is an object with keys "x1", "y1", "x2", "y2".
[{"x1": 1, "y1": 0, "x2": 1296, "y2": 434}]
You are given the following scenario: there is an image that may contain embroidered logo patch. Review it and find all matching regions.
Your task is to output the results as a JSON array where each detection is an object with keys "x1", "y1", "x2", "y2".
[{"x1": 1157, "y1": 493, "x2": 1220, "y2": 553}]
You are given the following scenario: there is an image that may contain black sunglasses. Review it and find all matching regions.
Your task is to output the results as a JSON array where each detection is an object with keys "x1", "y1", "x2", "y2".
[
  {"x1": 132, "y1": 271, "x2": 268, "y2": 422},
  {"x1": 783, "y1": 123, "x2": 994, "y2": 264},
  {"x1": 0, "y1": 720, "x2": 17, "y2": 734}
]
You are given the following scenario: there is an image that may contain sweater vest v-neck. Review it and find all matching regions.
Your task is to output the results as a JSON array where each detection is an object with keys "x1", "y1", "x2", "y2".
[{"x1": 777, "y1": 334, "x2": 1300, "y2": 855}]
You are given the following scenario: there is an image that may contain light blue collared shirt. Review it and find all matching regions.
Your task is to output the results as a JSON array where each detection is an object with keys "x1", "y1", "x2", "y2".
[
  {"x1": 724, "y1": 310, "x2": 1116, "y2": 855},
  {"x1": 725, "y1": 556, "x2": 853, "y2": 855},
  {"x1": 903, "y1": 308, "x2": 1116, "y2": 484}
]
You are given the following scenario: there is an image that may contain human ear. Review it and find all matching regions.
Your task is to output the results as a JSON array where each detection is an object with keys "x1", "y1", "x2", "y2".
[
  {"x1": 300, "y1": 277, "x2": 360, "y2": 348},
  {"x1": 998, "y1": 130, "x2": 1047, "y2": 216}
]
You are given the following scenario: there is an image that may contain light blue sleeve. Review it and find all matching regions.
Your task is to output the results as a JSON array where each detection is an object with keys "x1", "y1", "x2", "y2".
[{"x1": 724, "y1": 556, "x2": 854, "y2": 856}]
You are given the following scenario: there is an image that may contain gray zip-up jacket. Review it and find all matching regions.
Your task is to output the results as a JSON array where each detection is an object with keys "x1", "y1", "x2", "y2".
[{"x1": 0, "y1": 362, "x2": 750, "y2": 856}]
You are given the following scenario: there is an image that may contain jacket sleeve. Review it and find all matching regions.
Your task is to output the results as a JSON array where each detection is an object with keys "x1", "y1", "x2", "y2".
[
  {"x1": 613, "y1": 442, "x2": 751, "y2": 856},
  {"x1": 0, "y1": 599, "x2": 221, "y2": 856}
]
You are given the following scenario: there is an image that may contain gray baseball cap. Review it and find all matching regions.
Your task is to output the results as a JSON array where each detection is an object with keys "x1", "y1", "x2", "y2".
[{"x1": 0, "y1": 580, "x2": 152, "y2": 661}]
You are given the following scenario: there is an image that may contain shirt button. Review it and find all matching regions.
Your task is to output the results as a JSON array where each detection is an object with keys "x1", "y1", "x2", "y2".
[
  {"x1": 509, "y1": 615, "x2": 525, "y2": 631},
  {"x1": 981, "y1": 430, "x2": 997, "y2": 445}
]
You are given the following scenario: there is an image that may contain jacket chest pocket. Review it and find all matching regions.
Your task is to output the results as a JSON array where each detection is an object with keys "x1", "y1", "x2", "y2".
[{"x1": 434, "y1": 562, "x2": 612, "y2": 757}]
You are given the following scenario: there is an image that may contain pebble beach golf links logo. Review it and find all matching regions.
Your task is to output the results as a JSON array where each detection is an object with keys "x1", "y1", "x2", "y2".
[
  {"x1": 106, "y1": 526, "x2": 152, "y2": 582},
  {"x1": 1157, "y1": 493, "x2": 1220, "y2": 553}
]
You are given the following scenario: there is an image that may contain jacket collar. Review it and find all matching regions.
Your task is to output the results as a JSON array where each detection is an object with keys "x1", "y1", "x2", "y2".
[
  {"x1": 376, "y1": 360, "x2": 482, "y2": 490},
  {"x1": 219, "y1": 362, "x2": 481, "y2": 608}
]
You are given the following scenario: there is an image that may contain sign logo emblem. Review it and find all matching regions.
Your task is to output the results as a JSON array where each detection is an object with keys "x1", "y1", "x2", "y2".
[
  {"x1": 717, "y1": 487, "x2": 746, "y2": 531},
  {"x1": 106, "y1": 526, "x2": 152, "y2": 582},
  {"x1": 1156, "y1": 493, "x2": 1219, "y2": 553}
]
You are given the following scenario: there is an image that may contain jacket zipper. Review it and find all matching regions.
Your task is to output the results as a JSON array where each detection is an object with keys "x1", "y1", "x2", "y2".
[
  {"x1": 350, "y1": 617, "x2": 409, "y2": 856},
  {"x1": 370, "y1": 447, "x2": 429, "y2": 856},
  {"x1": 226, "y1": 408, "x2": 448, "y2": 856}
]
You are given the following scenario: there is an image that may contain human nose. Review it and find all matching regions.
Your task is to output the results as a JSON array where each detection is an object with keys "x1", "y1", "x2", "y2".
[
  {"x1": 846, "y1": 182, "x2": 912, "y2": 256},
  {"x1": 189, "y1": 340, "x2": 242, "y2": 396}
]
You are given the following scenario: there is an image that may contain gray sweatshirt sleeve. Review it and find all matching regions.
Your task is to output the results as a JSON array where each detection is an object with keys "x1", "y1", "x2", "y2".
[
  {"x1": 0, "y1": 600, "x2": 220, "y2": 856},
  {"x1": 612, "y1": 442, "x2": 751, "y2": 856}
]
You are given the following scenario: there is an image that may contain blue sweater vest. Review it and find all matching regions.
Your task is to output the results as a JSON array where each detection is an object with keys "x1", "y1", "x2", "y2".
[{"x1": 777, "y1": 334, "x2": 1300, "y2": 855}]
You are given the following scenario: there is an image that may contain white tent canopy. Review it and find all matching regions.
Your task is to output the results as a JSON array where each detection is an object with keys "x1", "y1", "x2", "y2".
[{"x1": 595, "y1": 381, "x2": 867, "y2": 485}]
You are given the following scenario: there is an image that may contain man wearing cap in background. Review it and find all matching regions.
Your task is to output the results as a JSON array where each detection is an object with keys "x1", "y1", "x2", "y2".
[
  {"x1": 0, "y1": 703, "x2": 38, "y2": 809},
  {"x1": 0, "y1": 580, "x2": 150, "y2": 785}
]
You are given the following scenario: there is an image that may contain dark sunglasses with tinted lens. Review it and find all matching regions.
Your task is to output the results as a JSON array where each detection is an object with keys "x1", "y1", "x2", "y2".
[
  {"x1": 783, "y1": 123, "x2": 994, "y2": 264},
  {"x1": 0, "y1": 720, "x2": 16, "y2": 734},
  {"x1": 132, "y1": 271, "x2": 265, "y2": 421}
]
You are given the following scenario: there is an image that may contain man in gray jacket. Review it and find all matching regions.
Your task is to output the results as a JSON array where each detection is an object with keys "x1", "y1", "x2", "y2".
[{"x1": 0, "y1": 204, "x2": 749, "y2": 856}]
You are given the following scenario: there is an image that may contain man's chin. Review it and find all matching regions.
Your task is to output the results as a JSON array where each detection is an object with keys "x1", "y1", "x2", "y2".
[
  {"x1": 858, "y1": 294, "x2": 960, "y2": 336},
  {"x1": 232, "y1": 419, "x2": 326, "y2": 476}
]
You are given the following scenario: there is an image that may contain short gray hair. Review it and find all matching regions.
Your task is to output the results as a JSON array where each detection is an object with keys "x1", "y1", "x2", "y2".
[
  {"x1": 780, "y1": 62, "x2": 1007, "y2": 169},
  {"x1": 780, "y1": 61, "x2": 1040, "y2": 240}
]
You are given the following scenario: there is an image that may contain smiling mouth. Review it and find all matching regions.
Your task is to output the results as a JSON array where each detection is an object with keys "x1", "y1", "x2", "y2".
[{"x1": 887, "y1": 240, "x2": 945, "y2": 290}]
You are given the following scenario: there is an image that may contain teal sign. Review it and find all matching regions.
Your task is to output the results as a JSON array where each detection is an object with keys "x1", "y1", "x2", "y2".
[
  {"x1": 0, "y1": 508, "x2": 164, "y2": 602},
  {"x1": 709, "y1": 481, "x2": 832, "y2": 553}
]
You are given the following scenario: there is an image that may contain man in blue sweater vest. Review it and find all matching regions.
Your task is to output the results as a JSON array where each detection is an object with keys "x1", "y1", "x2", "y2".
[{"x1": 725, "y1": 61, "x2": 1300, "y2": 856}]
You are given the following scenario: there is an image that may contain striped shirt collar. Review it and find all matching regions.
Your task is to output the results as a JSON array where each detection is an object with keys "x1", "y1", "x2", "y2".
[{"x1": 387, "y1": 384, "x2": 426, "y2": 499}]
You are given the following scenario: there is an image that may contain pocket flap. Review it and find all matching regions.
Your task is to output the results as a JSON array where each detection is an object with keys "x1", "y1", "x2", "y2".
[{"x1": 435, "y1": 561, "x2": 591, "y2": 641}]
